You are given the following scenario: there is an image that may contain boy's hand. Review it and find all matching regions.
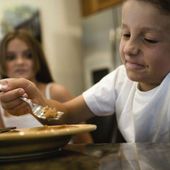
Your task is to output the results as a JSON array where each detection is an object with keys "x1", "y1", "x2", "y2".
[{"x1": 0, "y1": 78, "x2": 46, "y2": 116}]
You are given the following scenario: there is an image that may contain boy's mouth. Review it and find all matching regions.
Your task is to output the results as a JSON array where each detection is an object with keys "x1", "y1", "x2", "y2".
[{"x1": 125, "y1": 61, "x2": 145, "y2": 70}]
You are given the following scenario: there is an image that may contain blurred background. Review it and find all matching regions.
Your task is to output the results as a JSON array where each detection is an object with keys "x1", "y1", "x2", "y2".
[{"x1": 0, "y1": 0, "x2": 123, "y2": 96}]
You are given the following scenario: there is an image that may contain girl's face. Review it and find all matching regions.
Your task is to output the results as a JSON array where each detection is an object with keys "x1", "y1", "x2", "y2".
[
  {"x1": 5, "y1": 38, "x2": 36, "y2": 81},
  {"x1": 120, "y1": 0, "x2": 170, "y2": 91}
]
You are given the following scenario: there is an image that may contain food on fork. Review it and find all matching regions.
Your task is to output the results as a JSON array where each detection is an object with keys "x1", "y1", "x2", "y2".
[{"x1": 42, "y1": 106, "x2": 64, "y2": 119}]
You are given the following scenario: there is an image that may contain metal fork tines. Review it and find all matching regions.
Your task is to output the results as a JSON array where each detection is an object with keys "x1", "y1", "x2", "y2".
[
  {"x1": 20, "y1": 97, "x2": 64, "y2": 121},
  {"x1": 20, "y1": 97, "x2": 45, "y2": 119}
]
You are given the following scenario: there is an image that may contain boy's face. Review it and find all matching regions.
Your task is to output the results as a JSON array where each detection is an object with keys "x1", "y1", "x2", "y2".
[{"x1": 120, "y1": 0, "x2": 170, "y2": 91}]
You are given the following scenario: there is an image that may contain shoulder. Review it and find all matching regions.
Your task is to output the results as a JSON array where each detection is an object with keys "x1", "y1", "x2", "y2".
[
  {"x1": 96, "y1": 65, "x2": 128, "y2": 87},
  {"x1": 108, "y1": 65, "x2": 127, "y2": 80},
  {"x1": 83, "y1": 65, "x2": 132, "y2": 101},
  {"x1": 49, "y1": 83, "x2": 72, "y2": 102}
]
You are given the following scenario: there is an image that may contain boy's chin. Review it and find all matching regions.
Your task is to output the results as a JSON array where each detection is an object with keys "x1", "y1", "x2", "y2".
[{"x1": 126, "y1": 72, "x2": 142, "y2": 82}]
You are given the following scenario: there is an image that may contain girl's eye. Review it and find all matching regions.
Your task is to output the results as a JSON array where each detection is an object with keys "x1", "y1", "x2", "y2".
[
  {"x1": 6, "y1": 54, "x2": 16, "y2": 61},
  {"x1": 23, "y1": 50, "x2": 33, "y2": 59}
]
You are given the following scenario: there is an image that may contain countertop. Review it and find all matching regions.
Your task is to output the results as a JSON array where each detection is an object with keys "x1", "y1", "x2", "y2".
[{"x1": 1, "y1": 143, "x2": 170, "y2": 170}]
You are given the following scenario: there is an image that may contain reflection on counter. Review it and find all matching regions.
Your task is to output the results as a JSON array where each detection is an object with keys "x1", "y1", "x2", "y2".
[{"x1": 1, "y1": 143, "x2": 170, "y2": 170}]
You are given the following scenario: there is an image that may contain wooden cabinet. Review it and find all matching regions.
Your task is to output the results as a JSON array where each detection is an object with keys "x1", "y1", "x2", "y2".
[{"x1": 80, "y1": 0, "x2": 123, "y2": 17}]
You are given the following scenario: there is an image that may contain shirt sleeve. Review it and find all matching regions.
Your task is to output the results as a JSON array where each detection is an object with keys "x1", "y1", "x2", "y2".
[{"x1": 82, "y1": 68, "x2": 120, "y2": 116}]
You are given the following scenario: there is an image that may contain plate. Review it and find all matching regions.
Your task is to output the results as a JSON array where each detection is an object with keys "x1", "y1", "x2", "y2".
[{"x1": 0, "y1": 124, "x2": 96, "y2": 157}]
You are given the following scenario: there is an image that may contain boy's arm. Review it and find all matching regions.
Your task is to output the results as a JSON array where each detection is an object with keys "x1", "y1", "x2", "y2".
[
  {"x1": 0, "y1": 78, "x2": 94, "y2": 125},
  {"x1": 38, "y1": 95, "x2": 94, "y2": 125}
]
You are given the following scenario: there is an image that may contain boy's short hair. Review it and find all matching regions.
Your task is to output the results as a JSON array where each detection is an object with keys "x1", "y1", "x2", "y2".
[{"x1": 128, "y1": 0, "x2": 170, "y2": 15}]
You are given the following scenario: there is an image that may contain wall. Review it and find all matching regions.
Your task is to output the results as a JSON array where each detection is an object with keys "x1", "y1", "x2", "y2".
[
  {"x1": 0, "y1": 0, "x2": 84, "y2": 96},
  {"x1": 82, "y1": 5, "x2": 122, "y2": 89}
]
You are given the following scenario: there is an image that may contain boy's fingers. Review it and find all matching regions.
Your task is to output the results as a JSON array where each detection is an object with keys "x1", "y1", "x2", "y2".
[
  {"x1": 0, "y1": 78, "x2": 38, "y2": 98},
  {"x1": 0, "y1": 88, "x2": 25, "y2": 102},
  {"x1": 2, "y1": 102, "x2": 31, "y2": 116},
  {"x1": 0, "y1": 80, "x2": 8, "y2": 92},
  {"x1": 0, "y1": 78, "x2": 30, "y2": 91}
]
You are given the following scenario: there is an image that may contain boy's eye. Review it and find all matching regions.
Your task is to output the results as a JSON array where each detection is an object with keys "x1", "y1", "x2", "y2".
[
  {"x1": 144, "y1": 38, "x2": 158, "y2": 44},
  {"x1": 122, "y1": 33, "x2": 130, "y2": 39}
]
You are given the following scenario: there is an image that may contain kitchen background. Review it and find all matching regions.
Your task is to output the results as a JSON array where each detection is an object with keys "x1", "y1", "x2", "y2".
[{"x1": 0, "y1": 0, "x2": 123, "y2": 96}]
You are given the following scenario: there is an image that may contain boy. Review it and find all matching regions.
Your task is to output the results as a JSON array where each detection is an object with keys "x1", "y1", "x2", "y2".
[{"x1": 1, "y1": 0, "x2": 170, "y2": 142}]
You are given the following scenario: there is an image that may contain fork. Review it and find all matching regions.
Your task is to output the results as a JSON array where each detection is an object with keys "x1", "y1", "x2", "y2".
[{"x1": 20, "y1": 97, "x2": 64, "y2": 121}]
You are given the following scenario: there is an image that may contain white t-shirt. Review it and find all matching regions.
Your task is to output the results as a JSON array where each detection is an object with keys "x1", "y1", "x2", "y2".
[
  {"x1": 83, "y1": 65, "x2": 170, "y2": 143},
  {"x1": 0, "y1": 83, "x2": 53, "y2": 128}
]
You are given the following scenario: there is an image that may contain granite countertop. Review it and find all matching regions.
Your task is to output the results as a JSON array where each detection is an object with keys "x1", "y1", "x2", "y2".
[{"x1": 1, "y1": 143, "x2": 170, "y2": 170}]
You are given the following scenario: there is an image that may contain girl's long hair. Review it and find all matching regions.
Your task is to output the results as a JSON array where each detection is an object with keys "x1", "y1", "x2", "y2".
[{"x1": 0, "y1": 30, "x2": 54, "y2": 83}]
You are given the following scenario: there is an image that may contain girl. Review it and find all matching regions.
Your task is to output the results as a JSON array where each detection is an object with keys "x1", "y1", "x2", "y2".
[{"x1": 0, "y1": 30, "x2": 92, "y2": 143}]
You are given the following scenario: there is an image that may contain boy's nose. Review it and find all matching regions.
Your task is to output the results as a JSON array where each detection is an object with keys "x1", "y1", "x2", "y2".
[{"x1": 124, "y1": 40, "x2": 139, "y2": 56}]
